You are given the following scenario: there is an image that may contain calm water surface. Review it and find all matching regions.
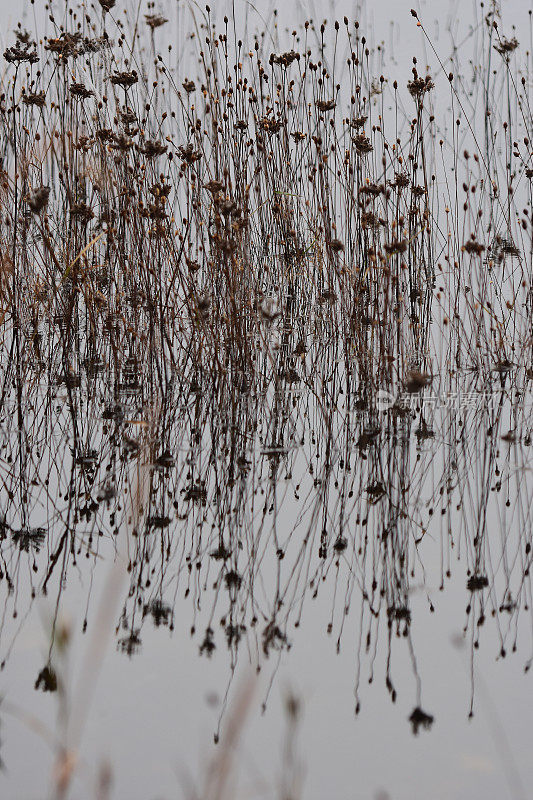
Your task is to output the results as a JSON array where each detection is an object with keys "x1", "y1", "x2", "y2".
[{"x1": 0, "y1": 1, "x2": 532, "y2": 799}]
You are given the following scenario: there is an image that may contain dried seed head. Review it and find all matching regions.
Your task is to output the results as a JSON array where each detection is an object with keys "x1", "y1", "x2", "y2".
[
  {"x1": 22, "y1": 91, "x2": 46, "y2": 107},
  {"x1": 69, "y1": 82, "x2": 93, "y2": 99},
  {"x1": 145, "y1": 14, "x2": 168, "y2": 30},
  {"x1": 316, "y1": 99, "x2": 336, "y2": 112},
  {"x1": 495, "y1": 37, "x2": 519, "y2": 56},
  {"x1": 109, "y1": 71, "x2": 138, "y2": 88},
  {"x1": 139, "y1": 140, "x2": 167, "y2": 158},
  {"x1": 405, "y1": 370, "x2": 432, "y2": 393},
  {"x1": 4, "y1": 44, "x2": 38, "y2": 64},
  {"x1": 27, "y1": 186, "x2": 50, "y2": 214}
]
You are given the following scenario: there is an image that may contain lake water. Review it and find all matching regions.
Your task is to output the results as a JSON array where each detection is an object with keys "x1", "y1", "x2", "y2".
[{"x1": 0, "y1": 1, "x2": 532, "y2": 798}]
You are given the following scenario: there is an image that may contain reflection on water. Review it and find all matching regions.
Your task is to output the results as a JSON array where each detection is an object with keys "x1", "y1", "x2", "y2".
[{"x1": 2, "y1": 352, "x2": 533, "y2": 746}]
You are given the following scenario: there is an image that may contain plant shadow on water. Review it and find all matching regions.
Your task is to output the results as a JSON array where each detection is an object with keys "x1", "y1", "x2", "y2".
[{"x1": 0, "y1": 0, "x2": 533, "y2": 796}]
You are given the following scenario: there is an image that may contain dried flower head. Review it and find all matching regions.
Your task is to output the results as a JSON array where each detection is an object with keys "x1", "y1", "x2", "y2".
[
  {"x1": 495, "y1": 37, "x2": 519, "y2": 56},
  {"x1": 316, "y1": 99, "x2": 336, "y2": 112},
  {"x1": 204, "y1": 179, "x2": 225, "y2": 195},
  {"x1": 178, "y1": 143, "x2": 202, "y2": 164},
  {"x1": 27, "y1": 186, "x2": 50, "y2": 214},
  {"x1": 22, "y1": 91, "x2": 46, "y2": 107},
  {"x1": 464, "y1": 237, "x2": 485, "y2": 255},
  {"x1": 271, "y1": 50, "x2": 300, "y2": 67},
  {"x1": 145, "y1": 14, "x2": 168, "y2": 30},
  {"x1": 109, "y1": 71, "x2": 138, "y2": 88},
  {"x1": 69, "y1": 82, "x2": 93, "y2": 99},
  {"x1": 139, "y1": 140, "x2": 167, "y2": 158},
  {"x1": 4, "y1": 44, "x2": 38, "y2": 64},
  {"x1": 353, "y1": 134, "x2": 373, "y2": 154},
  {"x1": 409, "y1": 707, "x2": 434, "y2": 735},
  {"x1": 405, "y1": 370, "x2": 432, "y2": 393},
  {"x1": 407, "y1": 73, "x2": 434, "y2": 99}
]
